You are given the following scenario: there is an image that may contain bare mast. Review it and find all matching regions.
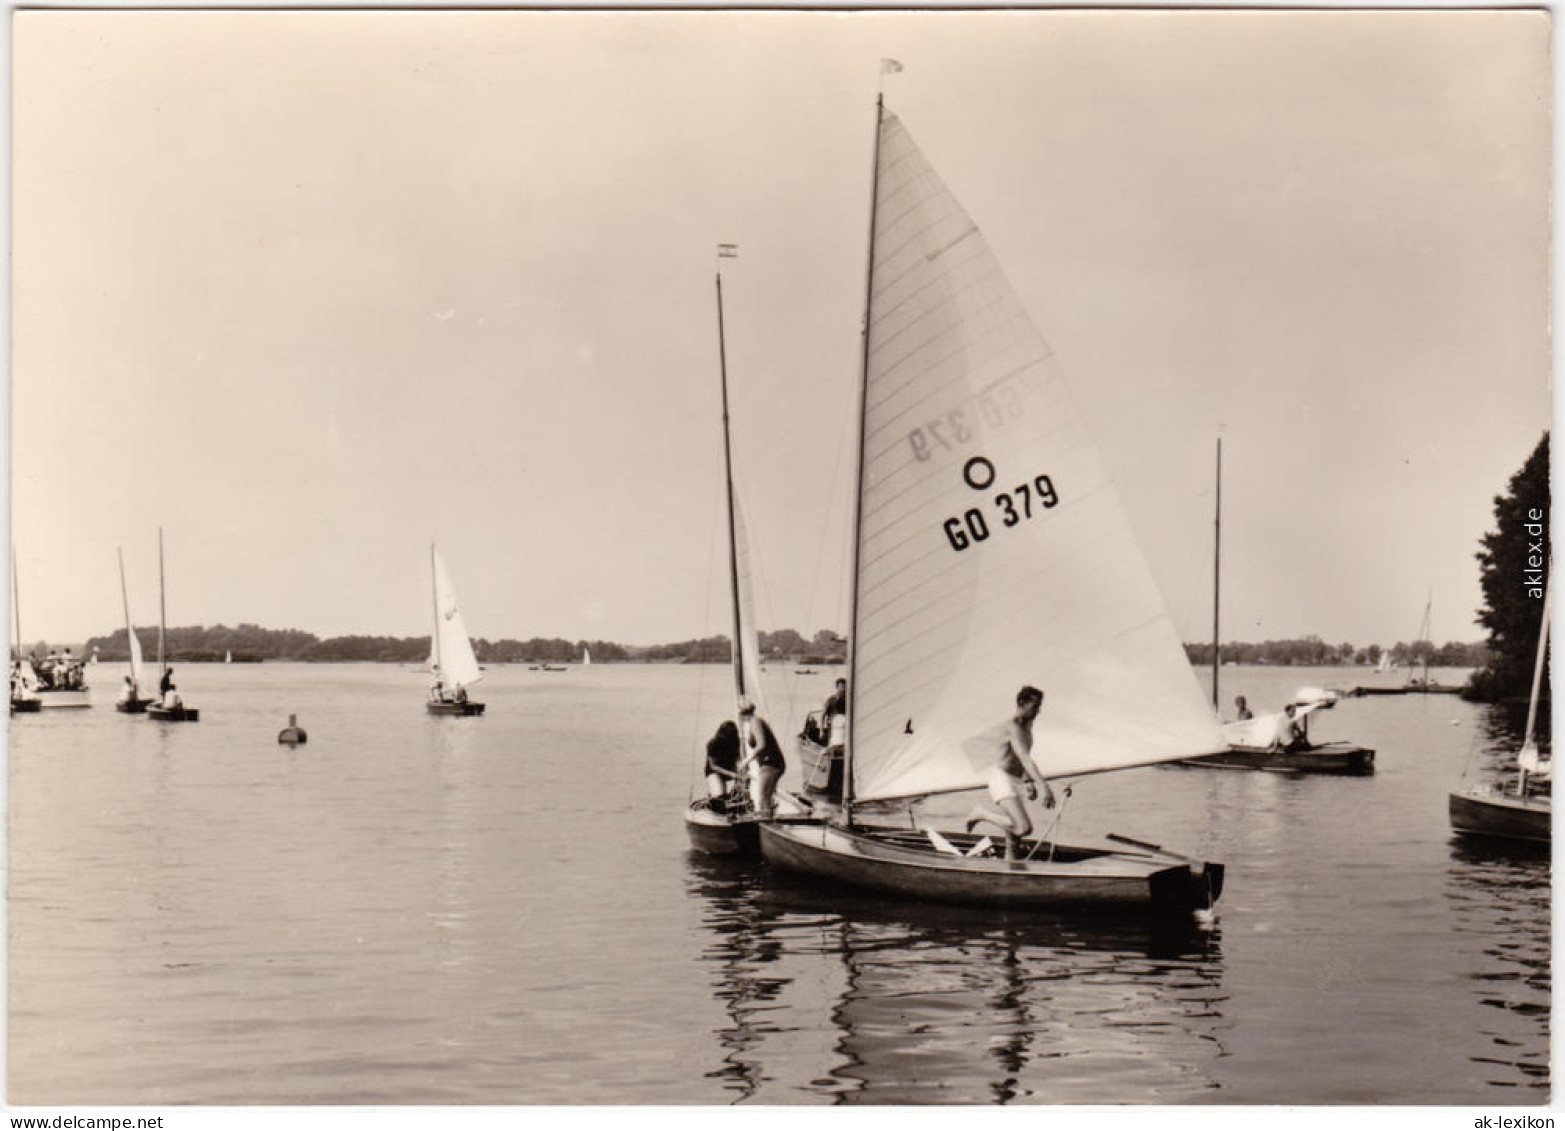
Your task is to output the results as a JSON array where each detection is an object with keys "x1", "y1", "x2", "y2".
[
  {"x1": 118, "y1": 547, "x2": 137, "y2": 697},
  {"x1": 1212, "y1": 436, "x2": 1222, "y2": 712},
  {"x1": 715, "y1": 264, "x2": 746, "y2": 706}
]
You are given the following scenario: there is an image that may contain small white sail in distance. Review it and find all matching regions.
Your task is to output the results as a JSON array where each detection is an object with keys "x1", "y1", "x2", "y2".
[
  {"x1": 582, "y1": 645, "x2": 592, "y2": 666},
  {"x1": 847, "y1": 108, "x2": 1226, "y2": 802},
  {"x1": 429, "y1": 548, "x2": 483, "y2": 690},
  {"x1": 128, "y1": 626, "x2": 147, "y2": 694}
]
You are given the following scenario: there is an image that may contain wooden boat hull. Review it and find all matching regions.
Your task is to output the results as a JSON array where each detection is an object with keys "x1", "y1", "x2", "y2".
[
  {"x1": 1449, "y1": 789, "x2": 1551, "y2": 845},
  {"x1": 10, "y1": 697, "x2": 41, "y2": 713},
  {"x1": 115, "y1": 697, "x2": 153, "y2": 714},
  {"x1": 36, "y1": 690, "x2": 91, "y2": 709},
  {"x1": 147, "y1": 704, "x2": 199, "y2": 722},
  {"x1": 1350, "y1": 685, "x2": 1463, "y2": 697},
  {"x1": 685, "y1": 799, "x2": 762, "y2": 857},
  {"x1": 1179, "y1": 741, "x2": 1374, "y2": 775},
  {"x1": 427, "y1": 700, "x2": 485, "y2": 716},
  {"x1": 759, "y1": 821, "x2": 1223, "y2": 915}
]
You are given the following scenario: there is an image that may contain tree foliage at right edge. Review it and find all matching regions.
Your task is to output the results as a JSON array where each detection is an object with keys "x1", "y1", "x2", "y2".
[{"x1": 1467, "y1": 432, "x2": 1550, "y2": 703}]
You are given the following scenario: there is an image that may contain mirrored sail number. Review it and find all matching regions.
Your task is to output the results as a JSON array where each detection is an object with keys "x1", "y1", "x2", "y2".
[
  {"x1": 942, "y1": 457, "x2": 1060, "y2": 552},
  {"x1": 907, "y1": 369, "x2": 1041, "y2": 463}
]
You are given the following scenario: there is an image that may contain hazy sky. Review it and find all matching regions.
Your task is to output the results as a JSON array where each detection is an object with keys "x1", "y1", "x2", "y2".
[{"x1": 10, "y1": 9, "x2": 1551, "y2": 648}]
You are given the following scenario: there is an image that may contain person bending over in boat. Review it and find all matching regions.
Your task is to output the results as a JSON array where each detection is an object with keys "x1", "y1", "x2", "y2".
[
  {"x1": 1234, "y1": 695, "x2": 1253, "y2": 721},
  {"x1": 160, "y1": 666, "x2": 178, "y2": 706},
  {"x1": 704, "y1": 720, "x2": 744, "y2": 814},
  {"x1": 1269, "y1": 703, "x2": 1310, "y2": 752},
  {"x1": 737, "y1": 698, "x2": 786, "y2": 818},
  {"x1": 963, "y1": 685, "x2": 1056, "y2": 860}
]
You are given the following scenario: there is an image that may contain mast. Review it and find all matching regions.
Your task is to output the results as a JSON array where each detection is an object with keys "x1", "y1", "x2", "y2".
[
  {"x1": 429, "y1": 543, "x2": 441, "y2": 679},
  {"x1": 11, "y1": 546, "x2": 20, "y2": 665},
  {"x1": 1211, "y1": 436, "x2": 1222, "y2": 712},
  {"x1": 715, "y1": 268, "x2": 746, "y2": 705},
  {"x1": 1518, "y1": 575, "x2": 1552, "y2": 793},
  {"x1": 157, "y1": 528, "x2": 167, "y2": 677},
  {"x1": 118, "y1": 547, "x2": 136, "y2": 695},
  {"x1": 843, "y1": 91, "x2": 887, "y2": 820},
  {"x1": 1420, "y1": 588, "x2": 1432, "y2": 686}
]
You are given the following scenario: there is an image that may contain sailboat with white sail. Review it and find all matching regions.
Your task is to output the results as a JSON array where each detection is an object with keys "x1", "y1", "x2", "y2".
[
  {"x1": 147, "y1": 528, "x2": 199, "y2": 722},
  {"x1": 1404, "y1": 591, "x2": 1463, "y2": 693},
  {"x1": 582, "y1": 645, "x2": 592, "y2": 666},
  {"x1": 759, "y1": 96, "x2": 1225, "y2": 914},
  {"x1": 1179, "y1": 438, "x2": 1374, "y2": 775},
  {"x1": 686, "y1": 254, "x2": 810, "y2": 856},
  {"x1": 427, "y1": 545, "x2": 485, "y2": 716},
  {"x1": 1449, "y1": 577, "x2": 1551, "y2": 844},
  {"x1": 114, "y1": 547, "x2": 154, "y2": 714},
  {"x1": 9, "y1": 550, "x2": 40, "y2": 713}
]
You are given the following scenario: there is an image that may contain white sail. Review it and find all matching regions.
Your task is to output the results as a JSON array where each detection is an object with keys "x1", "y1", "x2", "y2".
[
  {"x1": 848, "y1": 108, "x2": 1225, "y2": 802},
  {"x1": 128, "y1": 627, "x2": 146, "y2": 693},
  {"x1": 430, "y1": 548, "x2": 483, "y2": 690},
  {"x1": 583, "y1": 646, "x2": 592, "y2": 666},
  {"x1": 730, "y1": 489, "x2": 769, "y2": 719}
]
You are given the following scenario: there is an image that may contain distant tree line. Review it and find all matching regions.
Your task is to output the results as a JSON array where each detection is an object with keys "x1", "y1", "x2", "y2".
[
  {"x1": 1183, "y1": 636, "x2": 1489, "y2": 669},
  {"x1": 76, "y1": 624, "x2": 847, "y2": 665}
]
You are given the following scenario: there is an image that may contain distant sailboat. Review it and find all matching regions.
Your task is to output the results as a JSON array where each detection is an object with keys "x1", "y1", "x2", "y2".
[
  {"x1": 1403, "y1": 591, "x2": 1462, "y2": 693},
  {"x1": 686, "y1": 253, "x2": 809, "y2": 855},
  {"x1": 759, "y1": 96, "x2": 1224, "y2": 914},
  {"x1": 225, "y1": 650, "x2": 232, "y2": 664},
  {"x1": 1179, "y1": 437, "x2": 1374, "y2": 775},
  {"x1": 147, "y1": 528, "x2": 199, "y2": 722},
  {"x1": 114, "y1": 547, "x2": 153, "y2": 714},
  {"x1": 9, "y1": 549, "x2": 39, "y2": 713},
  {"x1": 582, "y1": 645, "x2": 592, "y2": 666},
  {"x1": 1449, "y1": 576, "x2": 1551, "y2": 844},
  {"x1": 427, "y1": 545, "x2": 485, "y2": 716}
]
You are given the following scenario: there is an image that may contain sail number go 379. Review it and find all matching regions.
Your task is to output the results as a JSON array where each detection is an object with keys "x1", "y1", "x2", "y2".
[{"x1": 942, "y1": 456, "x2": 1059, "y2": 552}]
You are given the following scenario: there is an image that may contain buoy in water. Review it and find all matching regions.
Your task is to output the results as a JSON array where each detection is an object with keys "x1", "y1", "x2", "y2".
[{"x1": 278, "y1": 714, "x2": 308, "y2": 746}]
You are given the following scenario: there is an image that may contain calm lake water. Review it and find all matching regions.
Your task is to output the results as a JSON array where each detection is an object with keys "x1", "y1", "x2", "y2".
[{"x1": 7, "y1": 661, "x2": 1549, "y2": 1105}]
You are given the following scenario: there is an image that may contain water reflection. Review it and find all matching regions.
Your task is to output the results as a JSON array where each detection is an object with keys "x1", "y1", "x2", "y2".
[
  {"x1": 687, "y1": 856, "x2": 1228, "y2": 1104},
  {"x1": 1444, "y1": 829, "x2": 1551, "y2": 1094}
]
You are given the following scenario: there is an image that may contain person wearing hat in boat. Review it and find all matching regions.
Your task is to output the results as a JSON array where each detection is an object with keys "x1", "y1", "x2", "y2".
[
  {"x1": 737, "y1": 697, "x2": 786, "y2": 818},
  {"x1": 160, "y1": 666, "x2": 180, "y2": 708},
  {"x1": 704, "y1": 719, "x2": 744, "y2": 814},
  {"x1": 963, "y1": 685, "x2": 1056, "y2": 860}
]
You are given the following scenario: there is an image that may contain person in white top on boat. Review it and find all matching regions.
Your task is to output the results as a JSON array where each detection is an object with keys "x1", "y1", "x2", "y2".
[
  {"x1": 736, "y1": 697, "x2": 785, "y2": 818},
  {"x1": 1269, "y1": 703, "x2": 1309, "y2": 752},
  {"x1": 823, "y1": 678, "x2": 848, "y2": 752},
  {"x1": 1234, "y1": 695, "x2": 1253, "y2": 721},
  {"x1": 962, "y1": 686, "x2": 1056, "y2": 859},
  {"x1": 117, "y1": 675, "x2": 137, "y2": 705}
]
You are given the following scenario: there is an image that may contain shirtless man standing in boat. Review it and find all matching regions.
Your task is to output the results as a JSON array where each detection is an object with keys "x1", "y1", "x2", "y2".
[{"x1": 963, "y1": 685, "x2": 1056, "y2": 859}]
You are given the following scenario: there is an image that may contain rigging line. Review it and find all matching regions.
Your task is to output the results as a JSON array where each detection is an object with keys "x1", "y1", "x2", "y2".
[{"x1": 800, "y1": 344, "x2": 859, "y2": 680}]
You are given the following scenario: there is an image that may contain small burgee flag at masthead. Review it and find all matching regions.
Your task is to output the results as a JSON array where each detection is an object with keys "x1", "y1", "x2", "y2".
[
  {"x1": 717, "y1": 243, "x2": 739, "y2": 259},
  {"x1": 881, "y1": 58, "x2": 904, "y2": 74}
]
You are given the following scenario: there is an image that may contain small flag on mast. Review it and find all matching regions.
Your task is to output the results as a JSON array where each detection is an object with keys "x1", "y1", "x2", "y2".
[
  {"x1": 717, "y1": 243, "x2": 739, "y2": 259},
  {"x1": 880, "y1": 58, "x2": 903, "y2": 74}
]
